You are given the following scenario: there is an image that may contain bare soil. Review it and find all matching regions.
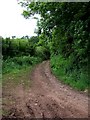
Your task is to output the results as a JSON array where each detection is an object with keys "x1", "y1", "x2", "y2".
[{"x1": 2, "y1": 61, "x2": 89, "y2": 119}]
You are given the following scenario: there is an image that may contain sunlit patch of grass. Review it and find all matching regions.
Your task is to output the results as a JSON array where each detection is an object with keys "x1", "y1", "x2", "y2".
[
  {"x1": 2, "y1": 55, "x2": 42, "y2": 89},
  {"x1": 2, "y1": 66, "x2": 32, "y2": 89}
]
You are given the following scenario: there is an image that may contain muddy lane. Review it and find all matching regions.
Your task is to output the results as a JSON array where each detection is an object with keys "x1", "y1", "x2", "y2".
[
  {"x1": 2, "y1": 61, "x2": 88, "y2": 119},
  {"x1": 28, "y1": 61, "x2": 88, "y2": 118}
]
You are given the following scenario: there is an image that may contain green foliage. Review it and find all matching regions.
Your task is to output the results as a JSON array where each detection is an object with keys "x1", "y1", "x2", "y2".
[
  {"x1": 2, "y1": 36, "x2": 39, "y2": 59},
  {"x1": 2, "y1": 36, "x2": 49, "y2": 74},
  {"x1": 21, "y1": 2, "x2": 89, "y2": 60},
  {"x1": 50, "y1": 55, "x2": 89, "y2": 91},
  {"x1": 35, "y1": 33, "x2": 50, "y2": 60},
  {"x1": 3, "y1": 56, "x2": 42, "y2": 74},
  {"x1": 2, "y1": 36, "x2": 50, "y2": 60},
  {"x1": 19, "y1": 2, "x2": 90, "y2": 90},
  {"x1": 35, "y1": 46, "x2": 50, "y2": 59},
  {"x1": 2, "y1": 2, "x2": 89, "y2": 91}
]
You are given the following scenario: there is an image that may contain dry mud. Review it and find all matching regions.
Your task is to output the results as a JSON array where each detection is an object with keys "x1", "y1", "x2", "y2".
[{"x1": 2, "y1": 61, "x2": 89, "y2": 119}]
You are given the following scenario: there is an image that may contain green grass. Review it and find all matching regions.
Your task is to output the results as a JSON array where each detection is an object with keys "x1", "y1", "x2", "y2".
[
  {"x1": 2, "y1": 55, "x2": 43, "y2": 88},
  {"x1": 3, "y1": 55, "x2": 42, "y2": 74},
  {"x1": 2, "y1": 65, "x2": 35, "y2": 117},
  {"x1": 50, "y1": 55, "x2": 89, "y2": 91},
  {"x1": 3, "y1": 66, "x2": 32, "y2": 88}
]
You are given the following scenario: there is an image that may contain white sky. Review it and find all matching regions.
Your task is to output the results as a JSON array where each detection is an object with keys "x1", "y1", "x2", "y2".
[{"x1": 0, "y1": 0, "x2": 38, "y2": 38}]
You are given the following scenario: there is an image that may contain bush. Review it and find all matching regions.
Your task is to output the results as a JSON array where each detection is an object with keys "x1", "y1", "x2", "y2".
[
  {"x1": 50, "y1": 55, "x2": 89, "y2": 91},
  {"x1": 2, "y1": 38, "x2": 36, "y2": 59},
  {"x1": 35, "y1": 46, "x2": 50, "y2": 60},
  {"x1": 3, "y1": 56, "x2": 42, "y2": 74}
]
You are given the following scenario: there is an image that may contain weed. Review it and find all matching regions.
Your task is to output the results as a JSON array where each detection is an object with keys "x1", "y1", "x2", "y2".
[
  {"x1": 2, "y1": 56, "x2": 42, "y2": 74},
  {"x1": 50, "y1": 55, "x2": 89, "y2": 91}
]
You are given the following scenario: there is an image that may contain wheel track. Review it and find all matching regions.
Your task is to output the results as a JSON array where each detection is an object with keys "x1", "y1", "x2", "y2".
[{"x1": 2, "y1": 61, "x2": 89, "y2": 119}]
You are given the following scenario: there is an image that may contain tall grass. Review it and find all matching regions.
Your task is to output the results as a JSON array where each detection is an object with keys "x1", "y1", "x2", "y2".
[
  {"x1": 3, "y1": 55, "x2": 42, "y2": 74},
  {"x1": 50, "y1": 55, "x2": 89, "y2": 91}
]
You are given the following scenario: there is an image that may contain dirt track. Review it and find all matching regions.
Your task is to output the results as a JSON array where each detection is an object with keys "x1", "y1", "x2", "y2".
[{"x1": 2, "y1": 61, "x2": 89, "y2": 119}]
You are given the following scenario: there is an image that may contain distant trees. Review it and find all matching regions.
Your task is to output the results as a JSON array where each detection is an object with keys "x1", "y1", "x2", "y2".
[
  {"x1": 12, "y1": 36, "x2": 16, "y2": 39},
  {"x1": 2, "y1": 35, "x2": 50, "y2": 60}
]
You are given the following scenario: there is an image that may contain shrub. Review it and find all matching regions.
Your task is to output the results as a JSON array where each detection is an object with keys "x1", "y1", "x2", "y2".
[
  {"x1": 50, "y1": 55, "x2": 89, "y2": 91},
  {"x1": 3, "y1": 56, "x2": 42, "y2": 74}
]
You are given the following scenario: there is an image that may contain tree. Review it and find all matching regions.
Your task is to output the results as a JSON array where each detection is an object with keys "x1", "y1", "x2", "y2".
[{"x1": 20, "y1": 1, "x2": 89, "y2": 69}]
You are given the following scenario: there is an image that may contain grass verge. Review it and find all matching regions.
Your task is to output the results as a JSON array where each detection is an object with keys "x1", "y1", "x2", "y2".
[
  {"x1": 2, "y1": 55, "x2": 43, "y2": 88},
  {"x1": 2, "y1": 66, "x2": 32, "y2": 117},
  {"x1": 50, "y1": 55, "x2": 89, "y2": 91},
  {"x1": 2, "y1": 66, "x2": 33, "y2": 89},
  {"x1": 2, "y1": 56, "x2": 39, "y2": 117}
]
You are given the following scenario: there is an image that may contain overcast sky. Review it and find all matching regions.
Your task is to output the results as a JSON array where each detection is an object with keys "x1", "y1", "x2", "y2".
[{"x1": 0, "y1": 0, "x2": 38, "y2": 38}]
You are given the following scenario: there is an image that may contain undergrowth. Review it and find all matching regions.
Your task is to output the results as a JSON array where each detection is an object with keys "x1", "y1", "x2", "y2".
[
  {"x1": 2, "y1": 55, "x2": 43, "y2": 89},
  {"x1": 50, "y1": 55, "x2": 89, "y2": 91},
  {"x1": 3, "y1": 55, "x2": 42, "y2": 74}
]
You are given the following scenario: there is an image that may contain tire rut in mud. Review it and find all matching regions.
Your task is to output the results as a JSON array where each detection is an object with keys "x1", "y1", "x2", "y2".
[{"x1": 2, "y1": 61, "x2": 88, "y2": 119}]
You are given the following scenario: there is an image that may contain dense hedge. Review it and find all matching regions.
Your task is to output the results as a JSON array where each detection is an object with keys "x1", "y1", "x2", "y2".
[{"x1": 2, "y1": 37, "x2": 50, "y2": 60}]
